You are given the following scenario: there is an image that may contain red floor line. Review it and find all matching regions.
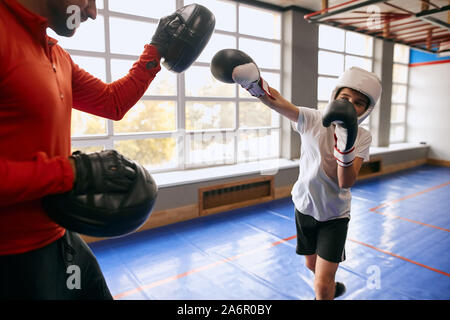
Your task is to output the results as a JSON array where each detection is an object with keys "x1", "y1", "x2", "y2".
[
  {"x1": 113, "y1": 235, "x2": 296, "y2": 299},
  {"x1": 348, "y1": 238, "x2": 450, "y2": 277},
  {"x1": 371, "y1": 209, "x2": 450, "y2": 232},
  {"x1": 113, "y1": 182, "x2": 450, "y2": 299},
  {"x1": 369, "y1": 181, "x2": 450, "y2": 232},
  {"x1": 371, "y1": 181, "x2": 450, "y2": 210},
  {"x1": 113, "y1": 231, "x2": 448, "y2": 299}
]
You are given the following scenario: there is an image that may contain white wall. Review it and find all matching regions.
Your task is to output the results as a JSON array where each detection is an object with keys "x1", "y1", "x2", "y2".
[{"x1": 407, "y1": 62, "x2": 450, "y2": 160}]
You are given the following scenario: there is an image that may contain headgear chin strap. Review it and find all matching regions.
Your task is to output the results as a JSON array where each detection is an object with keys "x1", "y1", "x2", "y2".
[{"x1": 330, "y1": 67, "x2": 382, "y2": 125}]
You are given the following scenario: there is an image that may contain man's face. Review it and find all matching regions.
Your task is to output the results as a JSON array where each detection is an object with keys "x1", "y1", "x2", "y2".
[
  {"x1": 47, "y1": 0, "x2": 97, "y2": 37},
  {"x1": 335, "y1": 87, "x2": 370, "y2": 117}
]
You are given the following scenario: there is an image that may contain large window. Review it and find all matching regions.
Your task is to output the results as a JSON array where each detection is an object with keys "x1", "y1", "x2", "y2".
[
  {"x1": 390, "y1": 43, "x2": 409, "y2": 143},
  {"x1": 317, "y1": 25, "x2": 374, "y2": 132},
  {"x1": 50, "y1": 0, "x2": 282, "y2": 172}
]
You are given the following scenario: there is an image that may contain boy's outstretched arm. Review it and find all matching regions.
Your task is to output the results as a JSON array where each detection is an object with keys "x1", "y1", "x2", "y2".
[
  {"x1": 259, "y1": 87, "x2": 299, "y2": 123},
  {"x1": 210, "y1": 49, "x2": 299, "y2": 123}
]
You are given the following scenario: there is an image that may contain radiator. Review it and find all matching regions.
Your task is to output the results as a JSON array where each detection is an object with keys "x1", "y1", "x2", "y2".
[{"x1": 198, "y1": 176, "x2": 274, "y2": 216}]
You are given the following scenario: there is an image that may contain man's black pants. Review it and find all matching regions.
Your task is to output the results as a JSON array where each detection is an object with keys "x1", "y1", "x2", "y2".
[{"x1": 0, "y1": 231, "x2": 113, "y2": 300}]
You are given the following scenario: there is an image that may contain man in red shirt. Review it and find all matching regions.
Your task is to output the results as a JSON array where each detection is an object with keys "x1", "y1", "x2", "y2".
[{"x1": 0, "y1": 0, "x2": 165, "y2": 299}]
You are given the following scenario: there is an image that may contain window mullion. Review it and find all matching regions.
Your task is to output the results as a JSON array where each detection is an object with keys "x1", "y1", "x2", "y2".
[
  {"x1": 72, "y1": 0, "x2": 283, "y2": 171},
  {"x1": 103, "y1": 0, "x2": 114, "y2": 149}
]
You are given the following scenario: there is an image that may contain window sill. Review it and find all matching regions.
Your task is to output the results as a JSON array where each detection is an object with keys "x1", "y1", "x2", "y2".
[
  {"x1": 152, "y1": 142, "x2": 428, "y2": 188},
  {"x1": 369, "y1": 142, "x2": 428, "y2": 155},
  {"x1": 152, "y1": 158, "x2": 299, "y2": 188}
]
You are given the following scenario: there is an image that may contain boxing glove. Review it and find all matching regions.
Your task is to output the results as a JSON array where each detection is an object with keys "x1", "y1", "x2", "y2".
[
  {"x1": 70, "y1": 150, "x2": 137, "y2": 194},
  {"x1": 322, "y1": 99, "x2": 358, "y2": 167},
  {"x1": 150, "y1": 12, "x2": 181, "y2": 58},
  {"x1": 42, "y1": 150, "x2": 158, "y2": 237},
  {"x1": 211, "y1": 49, "x2": 274, "y2": 99},
  {"x1": 151, "y1": 4, "x2": 215, "y2": 73}
]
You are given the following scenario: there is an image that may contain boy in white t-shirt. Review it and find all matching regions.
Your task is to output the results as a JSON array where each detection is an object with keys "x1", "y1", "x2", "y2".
[
  {"x1": 210, "y1": 51, "x2": 382, "y2": 299},
  {"x1": 227, "y1": 60, "x2": 382, "y2": 299},
  {"x1": 258, "y1": 67, "x2": 381, "y2": 300}
]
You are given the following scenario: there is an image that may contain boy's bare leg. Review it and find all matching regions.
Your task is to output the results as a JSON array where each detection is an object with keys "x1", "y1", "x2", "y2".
[
  {"x1": 304, "y1": 254, "x2": 317, "y2": 273},
  {"x1": 314, "y1": 256, "x2": 339, "y2": 300}
]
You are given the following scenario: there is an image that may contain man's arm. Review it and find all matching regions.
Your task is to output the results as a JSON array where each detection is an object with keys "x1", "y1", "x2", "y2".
[
  {"x1": 337, "y1": 156, "x2": 363, "y2": 188},
  {"x1": 71, "y1": 44, "x2": 162, "y2": 121},
  {"x1": 0, "y1": 153, "x2": 74, "y2": 207}
]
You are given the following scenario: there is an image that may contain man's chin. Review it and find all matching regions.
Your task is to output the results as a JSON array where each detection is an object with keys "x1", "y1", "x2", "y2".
[{"x1": 51, "y1": 26, "x2": 77, "y2": 37}]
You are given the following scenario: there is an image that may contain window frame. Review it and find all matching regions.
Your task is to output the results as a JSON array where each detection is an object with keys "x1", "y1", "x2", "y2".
[
  {"x1": 68, "y1": 0, "x2": 283, "y2": 173},
  {"x1": 317, "y1": 26, "x2": 375, "y2": 132},
  {"x1": 390, "y1": 44, "x2": 410, "y2": 144}
]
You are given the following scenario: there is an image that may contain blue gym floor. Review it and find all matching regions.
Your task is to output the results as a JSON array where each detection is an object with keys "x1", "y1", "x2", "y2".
[{"x1": 89, "y1": 165, "x2": 450, "y2": 300}]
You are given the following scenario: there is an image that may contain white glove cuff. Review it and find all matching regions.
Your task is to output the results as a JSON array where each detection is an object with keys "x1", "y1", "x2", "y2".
[
  {"x1": 246, "y1": 77, "x2": 274, "y2": 99},
  {"x1": 232, "y1": 63, "x2": 259, "y2": 87},
  {"x1": 334, "y1": 147, "x2": 355, "y2": 167}
]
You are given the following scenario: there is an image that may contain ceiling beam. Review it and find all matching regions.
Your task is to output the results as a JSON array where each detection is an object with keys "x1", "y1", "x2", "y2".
[{"x1": 304, "y1": 0, "x2": 388, "y2": 22}]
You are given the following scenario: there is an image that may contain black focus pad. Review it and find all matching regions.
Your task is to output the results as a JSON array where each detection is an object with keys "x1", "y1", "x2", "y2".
[
  {"x1": 322, "y1": 99, "x2": 358, "y2": 151},
  {"x1": 72, "y1": 150, "x2": 137, "y2": 195},
  {"x1": 162, "y1": 3, "x2": 215, "y2": 73},
  {"x1": 210, "y1": 49, "x2": 255, "y2": 83},
  {"x1": 42, "y1": 151, "x2": 158, "y2": 238}
]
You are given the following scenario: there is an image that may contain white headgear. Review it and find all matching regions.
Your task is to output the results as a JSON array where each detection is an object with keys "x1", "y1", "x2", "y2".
[{"x1": 330, "y1": 67, "x2": 382, "y2": 125}]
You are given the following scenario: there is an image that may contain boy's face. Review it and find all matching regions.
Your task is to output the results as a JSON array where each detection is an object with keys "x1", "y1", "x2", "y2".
[{"x1": 335, "y1": 87, "x2": 370, "y2": 117}]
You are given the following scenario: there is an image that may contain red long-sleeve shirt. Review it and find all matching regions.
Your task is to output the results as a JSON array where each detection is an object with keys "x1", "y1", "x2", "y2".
[{"x1": 0, "y1": 0, "x2": 161, "y2": 254}]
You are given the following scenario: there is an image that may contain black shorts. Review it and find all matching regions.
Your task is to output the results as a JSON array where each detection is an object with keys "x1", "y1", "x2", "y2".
[
  {"x1": 295, "y1": 209, "x2": 349, "y2": 263},
  {"x1": 0, "y1": 231, "x2": 113, "y2": 300}
]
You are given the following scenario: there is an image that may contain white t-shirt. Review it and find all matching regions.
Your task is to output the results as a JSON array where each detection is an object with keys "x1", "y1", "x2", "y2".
[{"x1": 291, "y1": 106, "x2": 372, "y2": 221}]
